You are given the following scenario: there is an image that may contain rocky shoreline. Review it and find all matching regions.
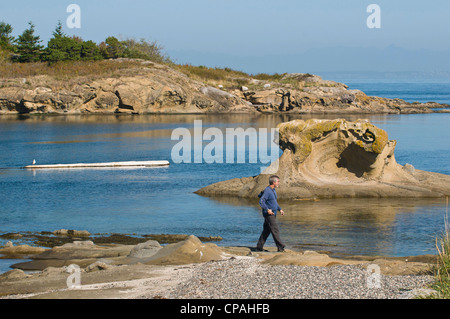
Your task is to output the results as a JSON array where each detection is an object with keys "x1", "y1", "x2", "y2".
[
  {"x1": 0, "y1": 232, "x2": 439, "y2": 299},
  {"x1": 0, "y1": 59, "x2": 446, "y2": 115}
]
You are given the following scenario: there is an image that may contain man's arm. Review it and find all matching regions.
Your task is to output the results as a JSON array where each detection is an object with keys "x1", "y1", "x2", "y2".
[{"x1": 259, "y1": 190, "x2": 269, "y2": 210}]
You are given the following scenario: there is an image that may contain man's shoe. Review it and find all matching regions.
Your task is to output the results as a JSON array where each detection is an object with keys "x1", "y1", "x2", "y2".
[
  {"x1": 277, "y1": 248, "x2": 286, "y2": 252},
  {"x1": 256, "y1": 248, "x2": 268, "y2": 252}
]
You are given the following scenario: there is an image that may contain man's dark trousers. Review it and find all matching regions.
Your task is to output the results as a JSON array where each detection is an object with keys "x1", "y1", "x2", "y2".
[{"x1": 256, "y1": 214, "x2": 285, "y2": 251}]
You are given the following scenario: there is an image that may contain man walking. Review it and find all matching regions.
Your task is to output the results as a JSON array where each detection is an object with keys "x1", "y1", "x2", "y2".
[{"x1": 256, "y1": 175, "x2": 286, "y2": 252}]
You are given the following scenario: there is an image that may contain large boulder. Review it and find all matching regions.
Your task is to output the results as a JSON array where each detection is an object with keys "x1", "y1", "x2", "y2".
[
  {"x1": 143, "y1": 235, "x2": 226, "y2": 265},
  {"x1": 196, "y1": 119, "x2": 450, "y2": 199}
]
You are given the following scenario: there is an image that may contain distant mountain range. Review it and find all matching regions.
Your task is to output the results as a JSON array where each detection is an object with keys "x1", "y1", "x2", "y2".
[{"x1": 168, "y1": 45, "x2": 450, "y2": 80}]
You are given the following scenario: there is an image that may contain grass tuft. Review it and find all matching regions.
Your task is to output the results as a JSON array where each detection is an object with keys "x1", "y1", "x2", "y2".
[{"x1": 425, "y1": 197, "x2": 450, "y2": 299}]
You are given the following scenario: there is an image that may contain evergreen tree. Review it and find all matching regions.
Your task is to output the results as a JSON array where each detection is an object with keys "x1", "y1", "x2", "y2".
[
  {"x1": 104, "y1": 36, "x2": 125, "y2": 59},
  {"x1": 80, "y1": 40, "x2": 102, "y2": 61},
  {"x1": 65, "y1": 36, "x2": 82, "y2": 61},
  {"x1": 45, "y1": 22, "x2": 83, "y2": 63},
  {"x1": 52, "y1": 20, "x2": 65, "y2": 38},
  {"x1": 45, "y1": 21, "x2": 70, "y2": 63},
  {"x1": 0, "y1": 21, "x2": 15, "y2": 51},
  {"x1": 15, "y1": 22, "x2": 43, "y2": 62}
]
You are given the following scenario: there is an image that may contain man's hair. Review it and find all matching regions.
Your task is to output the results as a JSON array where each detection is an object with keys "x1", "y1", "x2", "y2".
[{"x1": 269, "y1": 175, "x2": 280, "y2": 185}]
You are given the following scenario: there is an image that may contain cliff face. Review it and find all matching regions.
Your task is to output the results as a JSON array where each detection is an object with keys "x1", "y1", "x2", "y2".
[
  {"x1": 195, "y1": 119, "x2": 450, "y2": 199},
  {"x1": 0, "y1": 60, "x2": 436, "y2": 115}
]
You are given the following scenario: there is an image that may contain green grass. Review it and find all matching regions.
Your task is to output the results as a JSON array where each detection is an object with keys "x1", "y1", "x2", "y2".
[{"x1": 425, "y1": 198, "x2": 450, "y2": 299}]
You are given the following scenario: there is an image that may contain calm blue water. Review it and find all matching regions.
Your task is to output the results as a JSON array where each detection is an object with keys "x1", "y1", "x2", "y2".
[
  {"x1": 0, "y1": 81, "x2": 449, "y2": 274},
  {"x1": 341, "y1": 79, "x2": 450, "y2": 105}
]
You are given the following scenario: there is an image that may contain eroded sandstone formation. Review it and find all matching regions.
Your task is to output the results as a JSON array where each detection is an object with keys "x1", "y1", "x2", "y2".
[
  {"x1": 0, "y1": 61, "x2": 254, "y2": 114},
  {"x1": 196, "y1": 119, "x2": 450, "y2": 199},
  {"x1": 0, "y1": 61, "x2": 439, "y2": 114},
  {"x1": 234, "y1": 73, "x2": 435, "y2": 114}
]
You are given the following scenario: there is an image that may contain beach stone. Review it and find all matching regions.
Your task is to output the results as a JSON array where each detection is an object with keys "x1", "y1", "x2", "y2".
[
  {"x1": 85, "y1": 261, "x2": 111, "y2": 272},
  {"x1": 127, "y1": 240, "x2": 162, "y2": 258}
]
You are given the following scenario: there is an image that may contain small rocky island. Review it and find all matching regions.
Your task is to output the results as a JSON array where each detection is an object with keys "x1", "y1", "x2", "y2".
[
  {"x1": 0, "y1": 59, "x2": 444, "y2": 115},
  {"x1": 196, "y1": 118, "x2": 450, "y2": 199}
]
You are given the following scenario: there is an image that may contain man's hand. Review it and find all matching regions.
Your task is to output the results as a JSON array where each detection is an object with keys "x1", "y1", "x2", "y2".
[
  {"x1": 280, "y1": 210, "x2": 285, "y2": 216},
  {"x1": 267, "y1": 209, "x2": 274, "y2": 215}
]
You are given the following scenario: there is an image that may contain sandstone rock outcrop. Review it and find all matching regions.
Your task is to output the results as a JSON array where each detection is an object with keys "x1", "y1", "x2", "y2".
[
  {"x1": 0, "y1": 61, "x2": 254, "y2": 114},
  {"x1": 196, "y1": 119, "x2": 450, "y2": 199},
  {"x1": 142, "y1": 235, "x2": 227, "y2": 265},
  {"x1": 234, "y1": 73, "x2": 435, "y2": 114},
  {"x1": 8, "y1": 236, "x2": 228, "y2": 271},
  {"x1": 10, "y1": 240, "x2": 133, "y2": 271},
  {"x1": 0, "y1": 243, "x2": 46, "y2": 257},
  {"x1": 0, "y1": 61, "x2": 438, "y2": 114}
]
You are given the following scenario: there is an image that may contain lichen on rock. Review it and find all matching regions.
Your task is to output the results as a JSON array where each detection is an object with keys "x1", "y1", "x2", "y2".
[{"x1": 196, "y1": 119, "x2": 450, "y2": 199}]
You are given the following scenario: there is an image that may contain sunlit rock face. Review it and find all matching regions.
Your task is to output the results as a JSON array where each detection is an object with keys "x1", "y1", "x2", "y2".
[{"x1": 196, "y1": 119, "x2": 450, "y2": 199}]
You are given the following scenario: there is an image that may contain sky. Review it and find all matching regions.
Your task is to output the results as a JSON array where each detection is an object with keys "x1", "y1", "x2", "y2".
[{"x1": 2, "y1": 0, "x2": 450, "y2": 77}]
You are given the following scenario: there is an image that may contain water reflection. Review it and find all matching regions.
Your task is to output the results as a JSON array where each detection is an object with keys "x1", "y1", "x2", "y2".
[
  {"x1": 201, "y1": 196, "x2": 448, "y2": 257},
  {"x1": 0, "y1": 112, "x2": 392, "y2": 126},
  {"x1": 2, "y1": 113, "x2": 394, "y2": 145}
]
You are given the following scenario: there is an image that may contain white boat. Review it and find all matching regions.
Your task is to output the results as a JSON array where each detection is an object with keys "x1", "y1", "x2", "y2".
[{"x1": 23, "y1": 160, "x2": 170, "y2": 169}]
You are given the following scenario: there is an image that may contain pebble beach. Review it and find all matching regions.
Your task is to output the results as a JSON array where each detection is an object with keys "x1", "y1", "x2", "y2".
[{"x1": 163, "y1": 257, "x2": 434, "y2": 299}]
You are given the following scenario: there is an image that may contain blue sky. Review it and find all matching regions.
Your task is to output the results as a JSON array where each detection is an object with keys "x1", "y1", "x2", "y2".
[{"x1": 2, "y1": 0, "x2": 450, "y2": 76}]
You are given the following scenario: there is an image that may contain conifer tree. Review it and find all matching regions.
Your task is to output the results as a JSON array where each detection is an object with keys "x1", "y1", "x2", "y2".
[
  {"x1": 0, "y1": 21, "x2": 15, "y2": 51},
  {"x1": 15, "y1": 21, "x2": 43, "y2": 62}
]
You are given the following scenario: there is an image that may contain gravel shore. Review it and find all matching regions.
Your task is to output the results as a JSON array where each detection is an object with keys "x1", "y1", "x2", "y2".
[{"x1": 163, "y1": 256, "x2": 434, "y2": 299}]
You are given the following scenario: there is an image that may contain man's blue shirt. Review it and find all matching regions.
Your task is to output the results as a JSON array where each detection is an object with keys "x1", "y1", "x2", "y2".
[{"x1": 259, "y1": 186, "x2": 282, "y2": 216}]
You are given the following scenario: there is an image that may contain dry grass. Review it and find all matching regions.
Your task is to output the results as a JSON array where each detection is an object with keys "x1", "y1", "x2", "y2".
[
  {"x1": 0, "y1": 58, "x2": 335, "y2": 93},
  {"x1": 0, "y1": 59, "x2": 152, "y2": 91},
  {"x1": 425, "y1": 197, "x2": 450, "y2": 299},
  {"x1": 171, "y1": 64, "x2": 251, "y2": 89},
  {"x1": 172, "y1": 64, "x2": 299, "y2": 90},
  {"x1": 0, "y1": 59, "x2": 145, "y2": 80}
]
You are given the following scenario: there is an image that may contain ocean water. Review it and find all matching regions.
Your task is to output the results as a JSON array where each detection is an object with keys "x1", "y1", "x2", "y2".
[
  {"x1": 0, "y1": 81, "x2": 449, "y2": 274},
  {"x1": 341, "y1": 78, "x2": 450, "y2": 105}
]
